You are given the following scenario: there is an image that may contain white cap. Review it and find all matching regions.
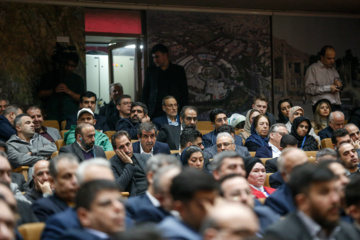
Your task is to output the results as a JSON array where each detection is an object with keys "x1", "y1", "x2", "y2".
[
  {"x1": 228, "y1": 113, "x2": 246, "y2": 127},
  {"x1": 77, "y1": 108, "x2": 94, "y2": 119}
]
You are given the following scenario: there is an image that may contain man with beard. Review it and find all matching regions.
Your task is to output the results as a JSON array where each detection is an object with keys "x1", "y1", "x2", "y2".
[
  {"x1": 60, "y1": 122, "x2": 106, "y2": 162},
  {"x1": 116, "y1": 102, "x2": 150, "y2": 139},
  {"x1": 336, "y1": 142, "x2": 360, "y2": 176},
  {"x1": 157, "y1": 106, "x2": 198, "y2": 150},
  {"x1": 265, "y1": 163, "x2": 360, "y2": 239}
]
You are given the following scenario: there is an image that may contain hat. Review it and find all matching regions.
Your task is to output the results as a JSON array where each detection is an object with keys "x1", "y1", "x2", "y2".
[
  {"x1": 244, "y1": 157, "x2": 264, "y2": 178},
  {"x1": 77, "y1": 108, "x2": 94, "y2": 119},
  {"x1": 228, "y1": 113, "x2": 246, "y2": 128}
]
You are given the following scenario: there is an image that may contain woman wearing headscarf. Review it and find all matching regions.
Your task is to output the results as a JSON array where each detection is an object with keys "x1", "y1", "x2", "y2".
[
  {"x1": 239, "y1": 109, "x2": 261, "y2": 141},
  {"x1": 291, "y1": 116, "x2": 319, "y2": 151},
  {"x1": 245, "y1": 115, "x2": 269, "y2": 152}
]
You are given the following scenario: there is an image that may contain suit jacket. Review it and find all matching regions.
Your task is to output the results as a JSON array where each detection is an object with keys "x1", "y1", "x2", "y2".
[
  {"x1": 99, "y1": 101, "x2": 118, "y2": 130},
  {"x1": 265, "y1": 157, "x2": 278, "y2": 173},
  {"x1": 11, "y1": 172, "x2": 29, "y2": 192},
  {"x1": 157, "y1": 124, "x2": 181, "y2": 150},
  {"x1": 254, "y1": 204, "x2": 280, "y2": 235},
  {"x1": 152, "y1": 115, "x2": 180, "y2": 130},
  {"x1": 251, "y1": 185, "x2": 276, "y2": 199},
  {"x1": 110, "y1": 153, "x2": 150, "y2": 197},
  {"x1": 65, "y1": 113, "x2": 110, "y2": 132},
  {"x1": 24, "y1": 187, "x2": 43, "y2": 203},
  {"x1": 59, "y1": 142, "x2": 106, "y2": 162},
  {"x1": 318, "y1": 126, "x2": 334, "y2": 140},
  {"x1": 255, "y1": 145, "x2": 272, "y2": 158},
  {"x1": 158, "y1": 216, "x2": 201, "y2": 240},
  {"x1": 61, "y1": 228, "x2": 104, "y2": 240},
  {"x1": 265, "y1": 212, "x2": 360, "y2": 240},
  {"x1": 269, "y1": 171, "x2": 285, "y2": 189},
  {"x1": 132, "y1": 141, "x2": 171, "y2": 155},
  {"x1": 17, "y1": 200, "x2": 39, "y2": 225},
  {"x1": 115, "y1": 118, "x2": 139, "y2": 139},
  {"x1": 202, "y1": 130, "x2": 243, "y2": 149},
  {"x1": 203, "y1": 145, "x2": 250, "y2": 159},
  {"x1": 264, "y1": 183, "x2": 295, "y2": 216},
  {"x1": 32, "y1": 193, "x2": 69, "y2": 222},
  {"x1": 0, "y1": 115, "x2": 16, "y2": 142}
]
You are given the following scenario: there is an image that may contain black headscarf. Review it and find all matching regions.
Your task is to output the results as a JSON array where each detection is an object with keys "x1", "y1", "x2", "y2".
[
  {"x1": 244, "y1": 157, "x2": 264, "y2": 178},
  {"x1": 291, "y1": 116, "x2": 319, "y2": 151}
]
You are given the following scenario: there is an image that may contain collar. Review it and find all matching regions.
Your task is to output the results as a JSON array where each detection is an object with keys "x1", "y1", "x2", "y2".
[
  {"x1": 14, "y1": 134, "x2": 35, "y2": 145},
  {"x1": 250, "y1": 184, "x2": 268, "y2": 197},
  {"x1": 167, "y1": 115, "x2": 179, "y2": 126},
  {"x1": 268, "y1": 142, "x2": 281, "y2": 157},
  {"x1": 84, "y1": 228, "x2": 110, "y2": 239},
  {"x1": 76, "y1": 141, "x2": 93, "y2": 153},
  {"x1": 318, "y1": 60, "x2": 335, "y2": 70},
  {"x1": 140, "y1": 143, "x2": 153, "y2": 156},
  {"x1": 146, "y1": 191, "x2": 160, "y2": 207}
]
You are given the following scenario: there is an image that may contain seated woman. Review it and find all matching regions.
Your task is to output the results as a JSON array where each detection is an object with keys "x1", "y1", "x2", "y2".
[
  {"x1": 245, "y1": 115, "x2": 269, "y2": 152},
  {"x1": 291, "y1": 116, "x2": 319, "y2": 151},
  {"x1": 240, "y1": 109, "x2": 261, "y2": 141},
  {"x1": 245, "y1": 157, "x2": 276, "y2": 199},
  {"x1": 276, "y1": 98, "x2": 293, "y2": 124},
  {"x1": 312, "y1": 99, "x2": 332, "y2": 132},
  {"x1": 180, "y1": 145, "x2": 204, "y2": 170}
]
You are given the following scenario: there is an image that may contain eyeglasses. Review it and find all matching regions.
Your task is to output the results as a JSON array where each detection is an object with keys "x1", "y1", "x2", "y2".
[
  {"x1": 216, "y1": 142, "x2": 234, "y2": 148},
  {"x1": 185, "y1": 117, "x2": 197, "y2": 121}
]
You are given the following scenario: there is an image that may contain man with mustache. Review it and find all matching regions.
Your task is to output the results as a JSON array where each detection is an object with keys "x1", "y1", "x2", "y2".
[{"x1": 336, "y1": 142, "x2": 360, "y2": 176}]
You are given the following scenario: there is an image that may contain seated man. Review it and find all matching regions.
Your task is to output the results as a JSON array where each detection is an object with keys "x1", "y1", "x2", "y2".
[
  {"x1": 265, "y1": 163, "x2": 360, "y2": 240},
  {"x1": 157, "y1": 105, "x2": 198, "y2": 150},
  {"x1": 62, "y1": 180, "x2": 126, "y2": 239},
  {"x1": 65, "y1": 91, "x2": 109, "y2": 132},
  {"x1": 242, "y1": 94, "x2": 276, "y2": 125},
  {"x1": 60, "y1": 122, "x2": 106, "y2": 162},
  {"x1": 318, "y1": 111, "x2": 345, "y2": 140},
  {"x1": 202, "y1": 108, "x2": 243, "y2": 148},
  {"x1": 116, "y1": 102, "x2": 150, "y2": 139},
  {"x1": 7, "y1": 113, "x2": 56, "y2": 168},
  {"x1": 0, "y1": 105, "x2": 23, "y2": 142},
  {"x1": 107, "y1": 94, "x2": 132, "y2": 131},
  {"x1": 24, "y1": 160, "x2": 52, "y2": 203},
  {"x1": 345, "y1": 123, "x2": 360, "y2": 146},
  {"x1": 345, "y1": 175, "x2": 360, "y2": 231},
  {"x1": 64, "y1": 108, "x2": 113, "y2": 151},
  {"x1": 256, "y1": 123, "x2": 288, "y2": 158},
  {"x1": 110, "y1": 131, "x2": 151, "y2": 197},
  {"x1": 32, "y1": 154, "x2": 79, "y2": 222},
  {"x1": 132, "y1": 122, "x2": 171, "y2": 156},
  {"x1": 211, "y1": 151, "x2": 246, "y2": 180},
  {"x1": 0, "y1": 98, "x2": 8, "y2": 115},
  {"x1": 180, "y1": 127, "x2": 204, "y2": 153},
  {"x1": 337, "y1": 142, "x2": 360, "y2": 176},
  {"x1": 27, "y1": 105, "x2": 61, "y2": 142},
  {"x1": 152, "y1": 96, "x2": 180, "y2": 130},
  {"x1": 99, "y1": 83, "x2": 124, "y2": 130}
]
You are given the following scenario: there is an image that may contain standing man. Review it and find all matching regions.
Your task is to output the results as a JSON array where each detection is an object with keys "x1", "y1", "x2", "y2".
[
  {"x1": 305, "y1": 45, "x2": 342, "y2": 112},
  {"x1": 99, "y1": 83, "x2": 123, "y2": 119},
  {"x1": 142, "y1": 44, "x2": 188, "y2": 119},
  {"x1": 152, "y1": 96, "x2": 181, "y2": 130}
]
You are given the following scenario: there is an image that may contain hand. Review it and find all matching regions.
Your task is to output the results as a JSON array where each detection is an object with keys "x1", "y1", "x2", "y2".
[
  {"x1": 334, "y1": 79, "x2": 343, "y2": 88},
  {"x1": 141, "y1": 115, "x2": 150, "y2": 123},
  {"x1": 38, "y1": 180, "x2": 52, "y2": 194},
  {"x1": 55, "y1": 83, "x2": 70, "y2": 94},
  {"x1": 330, "y1": 85, "x2": 340, "y2": 93},
  {"x1": 115, "y1": 149, "x2": 133, "y2": 164},
  {"x1": 352, "y1": 139, "x2": 360, "y2": 149}
]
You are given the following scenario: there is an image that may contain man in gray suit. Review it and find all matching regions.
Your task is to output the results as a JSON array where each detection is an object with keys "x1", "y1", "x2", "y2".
[
  {"x1": 110, "y1": 130, "x2": 150, "y2": 197},
  {"x1": 265, "y1": 162, "x2": 360, "y2": 240}
]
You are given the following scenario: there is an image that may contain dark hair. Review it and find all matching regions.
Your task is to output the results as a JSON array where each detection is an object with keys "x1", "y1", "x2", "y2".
[
  {"x1": 151, "y1": 44, "x2": 169, "y2": 54},
  {"x1": 209, "y1": 109, "x2": 227, "y2": 123},
  {"x1": 0, "y1": 141, "x2": 8, "y2": 154},
  {"x1": 280, "y1": 134, "x2": 298, "y2": 148},
  {"x1": 319, "y1": 45, "x2": 335, "y2": 57},
  {"x1": 171, "y1": 168, "x2": 216, "y2": 203},
  {"x1": 253, "y1": 94, "x2": 268, "y2": 105},
  {"x1": 80, "y1": 91, "x2": 97, "y2": 103},
  {"x1": 162, "y1": 95, "x2": 176, "y2": 106},
  {"x1": 137, "y1": 122, "x2": 156, "y2": 137},
  {"x1": 13, "y1": 113, "x2": 30, "y2": 128},
  {"x1": 345, "y1": 175, "x2": 360, "y2": 207},
  {"x1": 184, "y1": 146, "x2": 203, "y2": 164},
  {"x1": 67, "y1": 52, "x2": 79, "y2": 65},
  {"x1": 111, "y1": 131, "x2": 131, "y2": 150},
  {"x1": 116, "y1": 94, "x2": 132, "y2": 105},
  {"x1": 180, "y1": 127, "x2": 202, "y2": 149},
  {"x1": 75, "y1": 179, "x2": 119, "y2": 210},
  {"x1": 180, "y1": 106, "x2": 198, "y2": 119},
  {"x1": 131, "y1": 102, "x2": 148, "y2": 115},
  {"x1": 252, "y1": 114, "x2": 270, "y2": 129},
  {"x1": 26, "y1": 105, "x2": 44, "y2": 116},
  {"x1": 218, "y1": 174, "x2": 245, "y2": 197},
  {"x1": 217, "y1": 125, "x2": 235, "y2": 135},
  {"x1": 331, "y1": 129, "x2": 349, "y2": 146},
  {"x1": 277, "y1": 98, "x2": 293, "y2": 123},
  {"x1": 289, "y1": 163, "x2": 337, "y2": 206}
]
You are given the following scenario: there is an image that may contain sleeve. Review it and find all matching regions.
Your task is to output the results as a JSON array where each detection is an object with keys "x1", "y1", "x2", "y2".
[
  {"x1": 305, "y1": 65, "x2": 332, "y2": 96},
  {"x1": 141, "y1": 68, "x2": 151, "y2": 107},
  {"x1": 7, "y1": 143, "x2": 43, "y2": 168},
  {"x1": 41, "y1": 217, "x2": 66, "y2": 240},
  {"x1": 265, "y1": 159, "x2": 277, "y2": 173},
  {"x1": 32, "y1": 137, "x2": 57, "y2": 158},
  {"x1": 156, "y1": 127, "x2": 167, "y2": 143},
  {"x1": 32, "y1": 200, "x2": 53, "y2": 222},
  {"x1": 111, "y1": 161, "x2": 135, "y2": 192},
  {"x1": 178, "y1": 67, "x2": 189, "y2": 108},
  {"x1": 64, "y1": 130, "x2": 76, "y2": 145}
]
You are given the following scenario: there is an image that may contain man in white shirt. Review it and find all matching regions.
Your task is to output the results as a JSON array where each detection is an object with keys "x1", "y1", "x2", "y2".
[{"x1": 256, "y1": 123, "x2": 288, "y2": 158}]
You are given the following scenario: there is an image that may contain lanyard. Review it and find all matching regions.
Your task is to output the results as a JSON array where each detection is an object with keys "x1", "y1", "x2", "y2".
[{"x1": 300, "y1": 136, "x2": 306, "y2": 149}]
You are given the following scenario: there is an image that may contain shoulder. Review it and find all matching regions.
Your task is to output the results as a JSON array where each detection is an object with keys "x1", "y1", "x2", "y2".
[{"x1": 133, "y1": 153, "x2": 150, "y2": 161}]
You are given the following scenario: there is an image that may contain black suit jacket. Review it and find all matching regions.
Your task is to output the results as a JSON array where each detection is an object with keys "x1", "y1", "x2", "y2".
[
  {"x1": 265, "y1": 157, "x2": 278, "y2": 173},
  {"x1": 265, "y1": 212, "x2": 360, "y2": 240},
  {"x1": 32, "y1": 193, "x2": 69, "y2": 222},
  {"x1": 132, "y1": 141, "x2": 171, "y2": 155},
  {"x1": 59, "y1": 142, "x2": 106, "y2": 162},
  {"x1": 62, "y1": 228, "x2": 104, "y2": 240},
  {"x1": 157, "y1": 125, "x2": 181, "y2": 150},
  {"x1": 110, "y1": 153, "x2": 150, "y2": 197},
  {"x1": 115, "y1": 118, "x2": 139, "y2": 139}
]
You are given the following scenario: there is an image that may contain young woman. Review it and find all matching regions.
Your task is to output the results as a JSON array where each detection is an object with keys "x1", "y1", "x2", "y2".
[
  {"x1": 291, "y1": 116, "x2": 319, "y2": 151},
  {"x1": 277, "y1": 98, "x2": 293, "y2": 124},
  {"x1": 180, "y1": 145, "x2": 204, "y2": 170},
  {"x1": 312, "y1": 99, "x2": 332, "y2": 131}
]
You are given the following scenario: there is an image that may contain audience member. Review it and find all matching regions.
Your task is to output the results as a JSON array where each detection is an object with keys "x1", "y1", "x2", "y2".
[
  {"x1": 180, "y1": 146, "x2": 204, "y2": 170},
  {"x1": 337, "y1": 142, "x2": 360, "y2": 176},
  {"x1": 99, "y1": 83, "x2": 124, "y2": 129},
  {"x1": 240, "y1": 109, "x2": 260, "y2": 141},
  {"x1": 318, "y1": 111, "x2": 345, "y2": 140},
  {"x1": 0, "y1": 98, "x2": 9, "y2": 115},
  {"x1": 245, "y1": 114, "x2": 269, "y2": 151},
  {"x1": 316, "y1": 148, "x2": 338, "y2": 162},
  {"x1": 110, "y1": 131, "x2": 151, "y2": 197},
  {"x1": 132, "y1": 122, "x2": 171, "y2": 156},
  {"x1": 65, "y1": 91, "x2": 109, "y2": 131},
  {"x1": 0, "y1": 195, "x2": 16, "y2": 240},
  {"x1": 179, "y1": 127, "x2": 204, "y2": 153},
  {"x1": 244, "y1": 94, "x2": 276, "y2": 125},
  {"x1": 64, "y1": 108, "x2": 113, "y2": 151},
  {"x1": 0, "y1": 105, "x2": 23, "y2": 142},
  {"x1": 27, "y1": 106, "x2": 61, "y2": 142},
  {"x1": 290, "y1": 116, "x2": 319, "y2": 151},
  {"x1": 211, "y1": 151, "x2": 245, "y2": 180},
  {"x1": 276, "y1": 98, "x2": 293, "y2": 124},
  {"x1": 345, "y1": 175, "x2": 360, "y2": 232},
  {"x1": 107, "y1": 94, "x2": 132, "y2": 131},
  {"x1": 332, "y1": 128, "x2": 352, "y2": 149},
  {"x1": 152, "y1": 96, "x2": 180, "y2": 130},
  {"x1": 345, "y1": 123, "x2": 360, "y2": 148},
  {"x1": 60, "y1": 122, "x2": 107, "y2": 162},
  {"x1": 228, "y1": 113, "x2": 246, "y2": 131},
  {"x1": 256, "y1": 123, "x2": 288, "y2": 158},
  {"x1": 312, "y1": 99, "x2": 332, "y2": 131}
]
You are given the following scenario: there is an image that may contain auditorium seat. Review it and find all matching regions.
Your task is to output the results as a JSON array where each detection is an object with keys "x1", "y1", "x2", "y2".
[
  {"x1": 61, "y1": 120, "x2": 66, "y2": 130},
  {"x1": 18, "y1": 222, "x2": 45, "y2": 240},
  {"x1": 105, "y1": 151, "x2": 116, "y2": 160},
  {"x1": 264, "y1": 173, "x2": 272, "y2": 188},
  {"x1": 12, "y1": 166, "x2": 29, "y2": 182},
  {"x1": 55, "y1": 139, "x2": 65, "y2": 151},
  {"x1": 60, "y1": 130, "x2": 68, "y2": 139},
  {"x1": 43, "y1": 120, "x2": 60, "y2": 131},
  {"x1": 104, "y1": 131, "x2": 116, "y2": 140},
  {"x1": 321, "y1": 138, "x2": 334, "y2": 149},
  {"x1": 197, "y1": 121, "x2": 213, "y2": 131}
]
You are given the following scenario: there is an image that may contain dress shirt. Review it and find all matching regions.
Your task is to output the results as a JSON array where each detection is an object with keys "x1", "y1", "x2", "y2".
[
  {"x1": 85, "y1": 228, "x2": 111, "y2": 239},
  {"x1": 146, "y1": 191, "x2": 160, "y2": 207},
  {"x1": 140, "y1": 144, "x2": 153, "y2": 156},
  {"x1": 269, "y1": 142, "x2": 281, "y2": 158},
  {"x1": 168, "y1": 116, "x2": 179, "y2": 126}
]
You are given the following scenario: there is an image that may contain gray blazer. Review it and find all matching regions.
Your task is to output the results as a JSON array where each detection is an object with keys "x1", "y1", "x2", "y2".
[{"x1": 46, "y1": 127, "x2": 61, "y2": 142}]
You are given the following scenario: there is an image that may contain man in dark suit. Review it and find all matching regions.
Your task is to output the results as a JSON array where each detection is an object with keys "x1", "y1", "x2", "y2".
[
  {"x1": 0, "y1": 105, "x2": 23, "y2": 142},
  {"x1": 345, "y1": 175, "x2": 360, "y2": 232},
  {"x1": 265, "y1": 163, "x2": 360, "y2": 240},
  {"x1": 105, "y1": 94, "x2": 132, "y2": 131},
  {"x1": 99, "y1": 83, "x2": 123, "y2": 130},
  {"x1": 152, "y1": 96, "x2": 181, "y2": 130},
  {"x1": 157, "y1": 105, "x2": 198, "y2": 150},
  {"x1": 255, "y1": 123, "x2": 288, "y2": 158},
  {"x1": 116, "y1": 102, "x2": 151, "y2": 139},
  {"x1": 60, "y1": 122, "x2": 106, "y2": 162},
  {"x1": 25, "y1": 160, "x2": 52, "y2": 203},
  {"x1": 65, "y1": 91, "x2": 109, "y2": 132},
  {"x1": 132, "y1": 122, "x2": 171, "y2": 156},
  {"x1": 32, "y1": 153, "x2": 79, "y2": 222},
  {"x1": 110, "y1": 131, "x2": 151, "y2": 197},
  {"x1": 142, "y1": 43, "x2": 188, "y2": 119},
  {"x1": 318, "y1": 111, "x2": 345, "y2": 140},
  {"x1": 62, "y1": 180, "x2": 126, "y2": 240}
]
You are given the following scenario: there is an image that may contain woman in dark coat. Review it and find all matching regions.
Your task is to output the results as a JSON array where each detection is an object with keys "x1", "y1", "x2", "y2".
[{"x1": 291, "y1": 116, "x2": 319, "y2": 151}]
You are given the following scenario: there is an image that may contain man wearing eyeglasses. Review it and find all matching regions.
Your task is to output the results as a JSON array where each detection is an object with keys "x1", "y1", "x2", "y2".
[
  {"x1": 152, "y1": 96, "x2": 181, "y2": 130},
  {"x1": 116, "y1": 102, "x2": 150, "y2": 140},
  {"x1": 255, "y1": 123, "x2": 288, "y2": 158},
  {"x1": 110, "y1": 131, "x2": 150, "y2": 197}
]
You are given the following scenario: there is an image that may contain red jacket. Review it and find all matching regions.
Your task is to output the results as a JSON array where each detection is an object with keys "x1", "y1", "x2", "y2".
[{"x1": 250, "y1": 185, "x2": 276, "y2": 199}]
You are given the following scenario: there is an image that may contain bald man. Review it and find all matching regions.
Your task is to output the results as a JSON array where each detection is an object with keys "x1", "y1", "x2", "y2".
[
  {"x1": 25, "y1": 160, "x2": 52, "y2": 203},
  {"x1": 318, "y1": 111, "x2": 345, "y2": 140}
]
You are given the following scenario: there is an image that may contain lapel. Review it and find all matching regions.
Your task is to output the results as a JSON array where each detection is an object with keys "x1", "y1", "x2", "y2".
[
  {"x1": 133, "y1": 153, "x2": 147, "y2": 173},
  {"x1": 153, "y1": 142, "x2": 159, "y2": 154},
  {"x1": 132, "y1": 141, "x2": 141, "y2": 154},
  {"x1": 71, "y1": 142, "x2": 85, "y2": 161}
]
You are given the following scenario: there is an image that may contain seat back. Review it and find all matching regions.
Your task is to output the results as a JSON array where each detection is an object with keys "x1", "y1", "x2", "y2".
[
  {"x1": 42, "y1": 120, "x2": 60, "y2": 131},
  {"x1": 18, "y1": 222, "x2": 45, "y2": 240},
  {"x1": 104, "y1": 131, "x2": 116, "y2": 140},
  {"x1": 264, "y1": 173, "x2": 272, "y2": 188},
  {"x1": 105, "y1": 151, "x2": 116, "y2": 160},
  {"x1": 249, "y1": 151, "x2": 256, "y2": 157},
  {"x1": 60, "y1": 130, "x2": 68, "y2": 139},
  {"x1": 60, "y1": 120, "x2": 67, "y2": 130},
  {"x1": 55, "y1": 139, "x2": 65, "y2": 151},
  {"x1": 197, "y1": 121, "x2": 213, "y2": 131},
  {"x1": 51, "y1": 151, "x2": 59, "y2": 159},
  {"x1": 321, "y1": 138, "x2": 334, "y2": 149}
]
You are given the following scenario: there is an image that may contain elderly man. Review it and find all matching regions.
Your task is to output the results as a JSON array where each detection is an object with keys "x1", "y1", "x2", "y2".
[
  {"x1": 64, "y1": 108, "x2": 113, "y2": 151},
  {"x1": 0, "y1": 105, "x2": 23, "y2": 142},
  {"x1": 132, "y1": 122, "x2": 170, "y2": 156},
  {"x1": 337, "y1": 142, "x2": 360, "y2": 176},
  {"x1": 305, "y1": 45, "x2": 342, "y2": 112},
  {"x1": 256, "y1": 123, "x2": 288, "y2": 158},
  {"x1": 0, "y1": 98, "x2": 9, "y2": 115},
  {"x1": 116, "y1": 102, "x2": 151, "y2": 139},
  {"x1": 345, "y1": 123, "x2": 360, "y2": 146},
  {"x1": 65, "y1": 91, "x2": 109, "y2": 132},
  {"x1": 60, "y1": 122, "x2": 106, "y2": 162},
  {"x1": 152, "y1": 96, "x2": 181, "y2": 130},
  {"x1": 110, "y1": 131, "x2": 151, "y2": 197},
  {"x1": 27, "y1": 105, "x2": 61, "y2": 142},
  {"x1": 32, "y1": 154, "x2": 79, "y2": 222},
  {"x1": 7, "y1": 114, "x2": 56, "y2": 168},
  {"x1": 318, "y1": 111, "x2": 345, "y2": 140},
  {"x1": 24, "y1": 160, "x2": 52, "y2": 203},
  {"x1": 157, "y1": 106, "x2": 198, "y2": 150}
]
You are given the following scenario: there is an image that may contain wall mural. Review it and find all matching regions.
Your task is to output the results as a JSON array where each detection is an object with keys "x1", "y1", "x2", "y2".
[{"x1": 147, "y1": 11, "x2": 272, "y2": 120}]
